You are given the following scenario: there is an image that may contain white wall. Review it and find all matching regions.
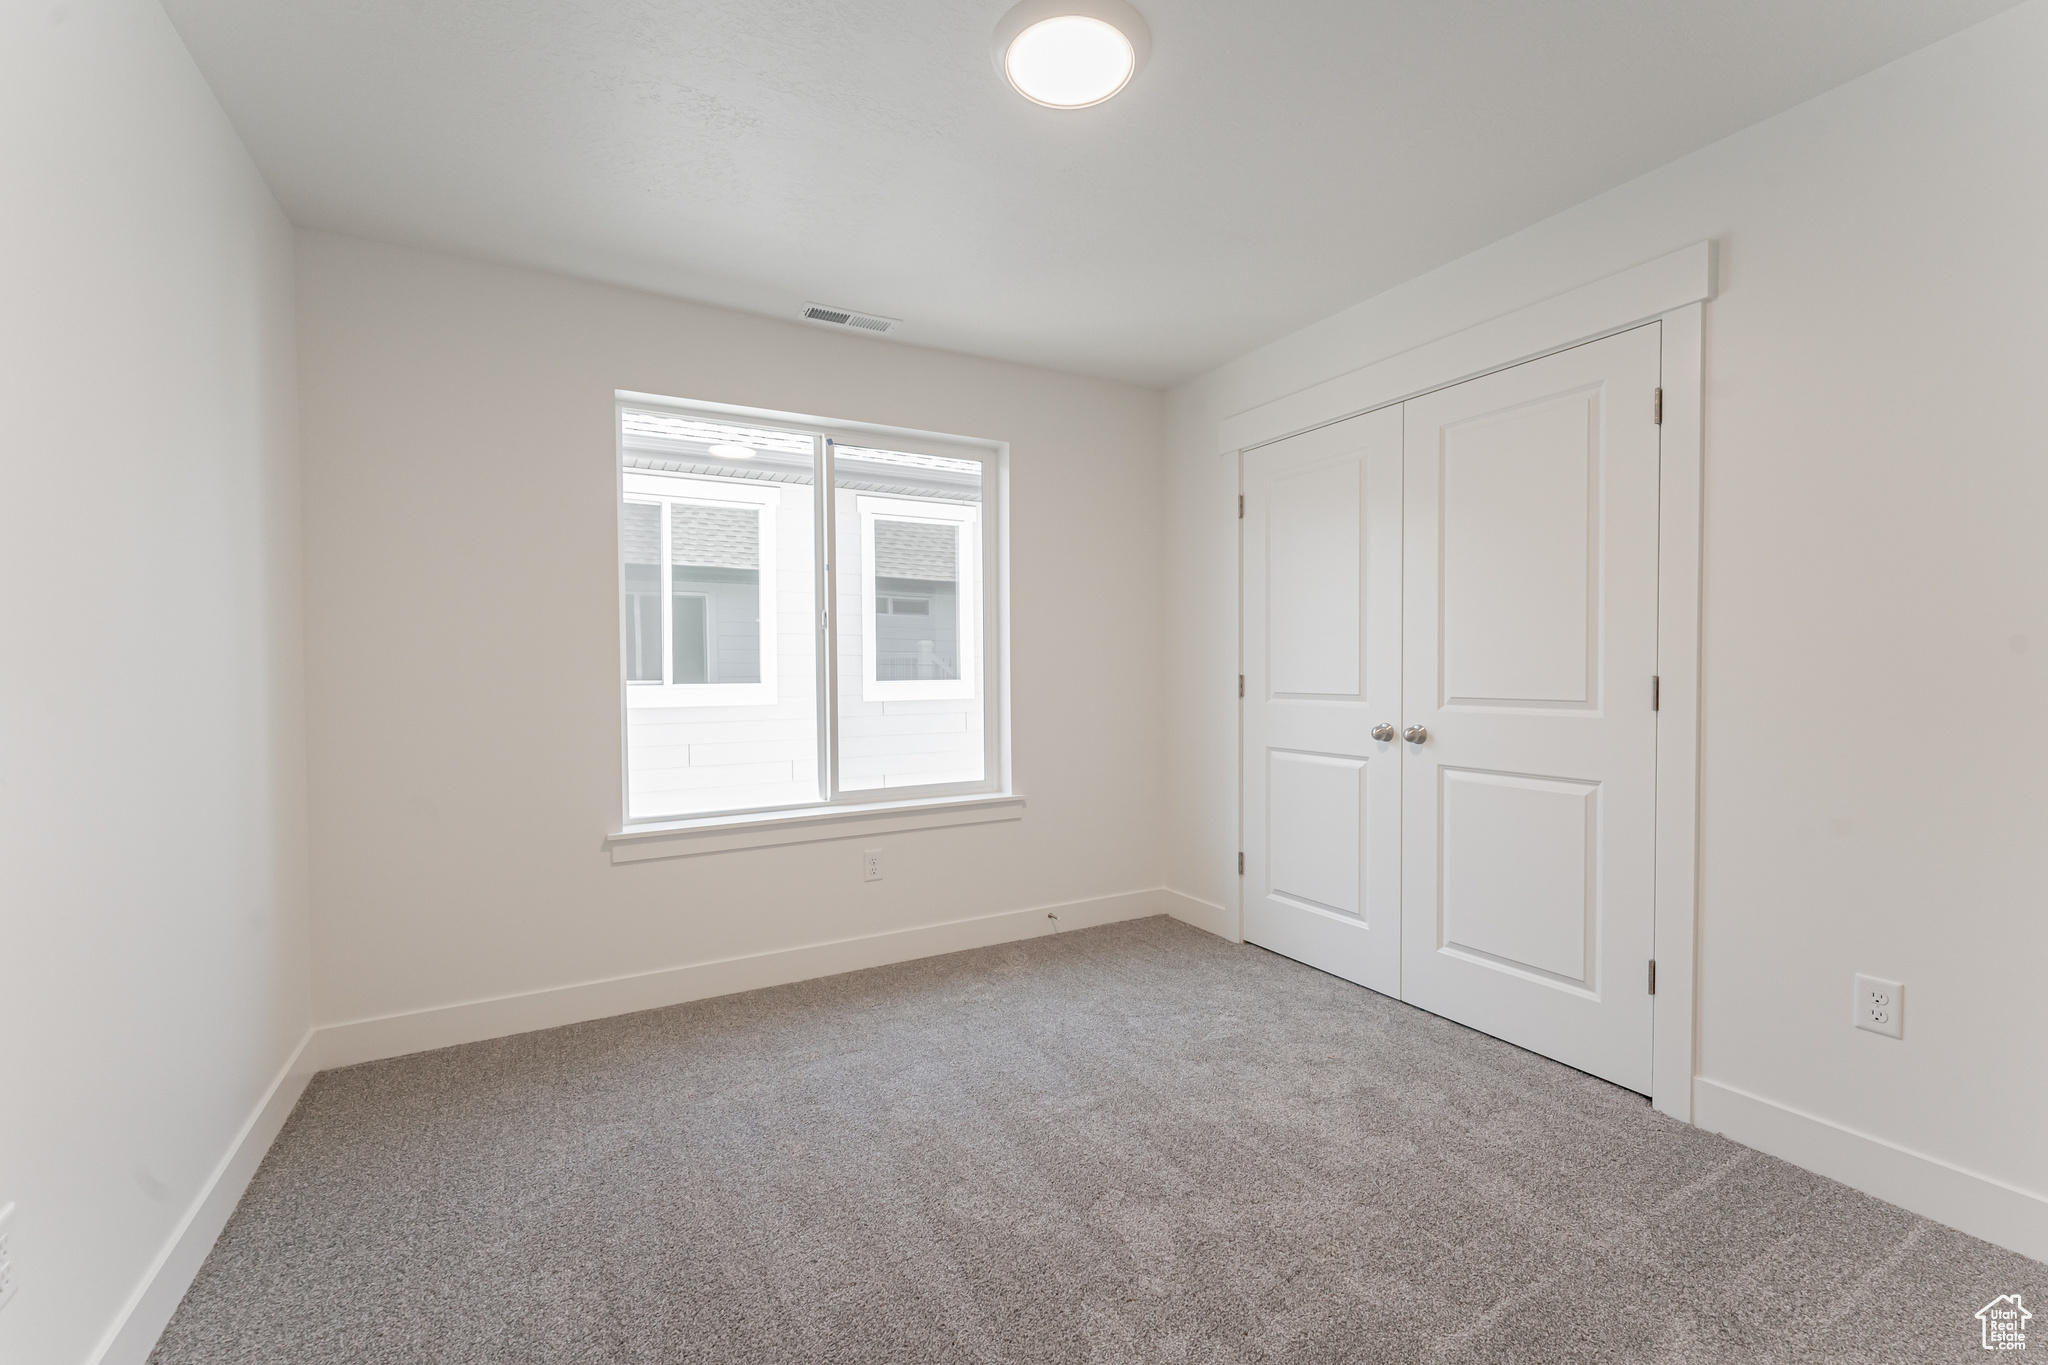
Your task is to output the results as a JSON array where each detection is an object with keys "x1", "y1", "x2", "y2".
[
  {"x1": 297, "y1": 232, "x2": 1165, "y2": 1037},
  {"x1": 0, "y1": 1, "x2": 308, "y2": 1361},
  {"x1": 1165, "y1": 0, "x2": 2048, "y2": 1249}
]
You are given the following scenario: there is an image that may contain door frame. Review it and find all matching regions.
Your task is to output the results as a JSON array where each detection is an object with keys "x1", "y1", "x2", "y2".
[{"x1": 1221, "y1": 241, "x2": 1713, "y2": 1123}]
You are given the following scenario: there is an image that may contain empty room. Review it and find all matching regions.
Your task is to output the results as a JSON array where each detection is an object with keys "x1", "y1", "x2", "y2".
[{"x1": 5, "y1": 0, "x2": 2047, "y2": 1360}]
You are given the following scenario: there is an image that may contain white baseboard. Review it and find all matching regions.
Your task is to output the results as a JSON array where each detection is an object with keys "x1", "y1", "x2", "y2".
[
  {"x1": 1694, "y1": 1077, "x2": 2048, "y2": 1264},
  {"x1": 1159, "y1": 887, "x2": 1238, "y2": 943},
  {"x1": 90, "y1": 1031, "x2": 316, "y2": 1365},
  {"x1": 90, "y1": 891, "x2": 1173, "y2": 1363},
  {"x1": 316, "y1": 888, "x2": 1171, "y2": 1070}
]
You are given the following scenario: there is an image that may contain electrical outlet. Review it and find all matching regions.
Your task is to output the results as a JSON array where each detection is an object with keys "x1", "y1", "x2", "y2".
[
  {"x1": 862, "y1": 848, "x2": 883, "y2": 883},
  {"x1": 0, "y1": 1201, "x2": 17, "y2": 1315},
  {"x1": 1855, "y1": 974, "x2": 1904, "y2": 1039}
]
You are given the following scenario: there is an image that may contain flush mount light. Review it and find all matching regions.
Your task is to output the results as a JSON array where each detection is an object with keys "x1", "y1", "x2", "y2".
[
  {"x1": 707, "y1": 444, "x2": 757, "y2": 459},
  {"x1": 993, "y1": 0, "x2": 1150, "y2": 109}
]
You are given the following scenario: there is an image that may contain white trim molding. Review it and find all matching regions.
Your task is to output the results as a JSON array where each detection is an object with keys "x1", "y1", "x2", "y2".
[
  {"x1": 90, "y1": 1033, "x2": 316, "y2": 1365},
  {"x1": 609, "y1": 792, "x2": 1024, "y2": 862},
  {"x1": 315, "y1": 886, "x2": 1164, "y2": 1070},
  {"x1": 1696, "y1": 1078, "x2": 2048, "y2": 1264},
  {"x1": 1651, "y1": 302, "x2": 1704, "y2": 1123},
  {"x1": 854, "y1": 493, "x2": 980, "y2": 703},
  {"x1": 1219, "y1": 240, "x2": 1716, "y2": 456}
]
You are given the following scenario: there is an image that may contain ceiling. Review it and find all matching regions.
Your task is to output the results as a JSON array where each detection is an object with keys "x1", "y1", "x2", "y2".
[{"x1": 162, "y1": 0, "x2": 2017, "y2": 387}]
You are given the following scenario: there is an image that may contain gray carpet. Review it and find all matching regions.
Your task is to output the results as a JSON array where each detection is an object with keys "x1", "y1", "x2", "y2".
[{"x1": 152, "y1": 916, "x2": 2040, "y2": 1363}]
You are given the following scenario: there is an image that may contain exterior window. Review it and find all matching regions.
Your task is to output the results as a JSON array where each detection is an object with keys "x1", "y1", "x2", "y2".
[
  {"x1": 619, "y1": 404, "x2": 998, "y2": 821},
  {"x1": 620, "y1": 476, "x2": 780, "y2": 708},
  {"x1": 835, "y1": 449, "x2": 986, "y2": 792},
  {"x1": 858, "y1": 499, "x2": 976, "y2": 696},
  {"x1": 669, "y1": 502, "x2": 761, "y2": 684}
]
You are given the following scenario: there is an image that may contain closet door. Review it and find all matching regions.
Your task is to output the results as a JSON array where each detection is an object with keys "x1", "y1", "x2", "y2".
[
  {"x1": 1399, "y1": 324, "x2": 1662, "y2": 1093},
  {"x1": 1242, "y1": 407, "x2": 1403, "y2": 995}
]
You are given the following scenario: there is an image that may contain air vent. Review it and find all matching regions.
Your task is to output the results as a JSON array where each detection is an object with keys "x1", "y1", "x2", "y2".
[{"x1": 801, "y1": 302, "x2": 902, "y2": 335}]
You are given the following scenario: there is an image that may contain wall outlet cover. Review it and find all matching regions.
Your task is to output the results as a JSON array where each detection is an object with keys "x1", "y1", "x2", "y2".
[
  {"x1": 1854, "y1": 974, "x2": 1904, "y2": 1039},
  {"x1": 862, "y1": 848, "x2": 884, "y2": 883}
]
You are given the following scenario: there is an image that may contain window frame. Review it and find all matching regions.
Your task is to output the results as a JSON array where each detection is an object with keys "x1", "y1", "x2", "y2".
[
  {"x1": 855, "y1": 494, "x2": 979, "y2": 702},
  {"x1": 621, "y1": 472, "x2": 782, "y2": 709},
  {"x1": 615, "y1": 395, "x2": 1007, "y2": 830}
]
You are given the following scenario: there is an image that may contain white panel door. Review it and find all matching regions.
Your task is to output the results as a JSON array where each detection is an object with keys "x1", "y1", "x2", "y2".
[
  {"x1": 1243, "y1": 407, "x2": 1403, "y2": 995},
  {"x1": 1400, "y1": 324, "x2": 1662, "y2": 1093}
]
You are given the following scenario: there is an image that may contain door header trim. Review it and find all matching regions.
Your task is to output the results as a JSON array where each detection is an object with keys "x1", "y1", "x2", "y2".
[{"x1": 1218, "y1": 240, "x2": 1716, "y2": 456}]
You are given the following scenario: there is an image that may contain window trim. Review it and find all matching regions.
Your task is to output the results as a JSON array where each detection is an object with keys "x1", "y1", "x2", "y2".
[
  {"x1": 621, "y1": 472, "x2": 782, "y2": 708},
  {"x1": 605, "y1": 792, "x2": 1026, "y2": 862},
  {"x1": 614, "y1": 394, "x2": 1008, "y2": 833},
  {"x1": 856, "y1": 494, "x2": 978, "y2": 702}
]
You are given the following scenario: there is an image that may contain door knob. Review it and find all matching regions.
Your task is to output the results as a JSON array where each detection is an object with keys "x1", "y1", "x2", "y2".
[
  {"x1": 1372, "y1": 723, "x2": 1397, "y2": 742},
  {"x1": 1404, "y1": 725, "x2": 1428, "y2": 744}
]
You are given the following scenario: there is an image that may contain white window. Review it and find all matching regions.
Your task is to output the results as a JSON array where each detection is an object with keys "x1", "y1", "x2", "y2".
[
  {"x1": 857, "y1": 495, "x2": 977, "y2": 701},
  {"x1": 618, "y1": 401, "x2": 1001, "y2": 822},
  {"x1": 622, "y1": 475, "x2": 781, "y2": 707}
]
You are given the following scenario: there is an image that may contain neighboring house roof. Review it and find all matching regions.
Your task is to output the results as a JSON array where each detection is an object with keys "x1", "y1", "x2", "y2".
[
  {"x1": 671, "y1": 503, "x2": 759, "y2": 570},
  {"x1": 622, "y1": 501, "x2": 660, "y2": 566},
  {"x1": 622, "y1": 499, "x2": 760, "y2": 569},
  {"x1": 875, "y1": 519, "x2": 957, "y2": 581}
]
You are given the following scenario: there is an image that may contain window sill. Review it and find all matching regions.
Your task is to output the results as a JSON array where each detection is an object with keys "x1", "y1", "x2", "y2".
[{"x1": 607, "y1": 793, "x2": 1024, "y2": 864}]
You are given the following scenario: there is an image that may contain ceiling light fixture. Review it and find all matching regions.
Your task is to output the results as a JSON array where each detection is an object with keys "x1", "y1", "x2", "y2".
[
  {"x1": 993, "y1": 0, "x2": 1150, "y2": 109},
  {"x1": 707, "y1": 444, "x2": 757, "y2": 459}
]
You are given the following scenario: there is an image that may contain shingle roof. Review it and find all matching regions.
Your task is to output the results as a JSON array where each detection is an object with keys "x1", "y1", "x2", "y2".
[
  {"x1": 623, "y1": 502, "x2": 660, "y2": 565},
  {"x1": 875, "y1": 519, "x2": 958, "y2": 581},
  {"x1": 672, "y1": 504, "x2": 759, "y2": 569}
]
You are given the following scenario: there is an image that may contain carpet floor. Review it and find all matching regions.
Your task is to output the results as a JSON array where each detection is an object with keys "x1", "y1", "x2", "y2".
[{"x1": 151, "y1": 916, "x2": 2041, "y2": 1364}]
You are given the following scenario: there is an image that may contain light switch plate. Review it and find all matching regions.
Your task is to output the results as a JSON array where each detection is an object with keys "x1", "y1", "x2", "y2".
[{"x1": 1855, "y1": 974, "x2": 1904, "y2": 1039}]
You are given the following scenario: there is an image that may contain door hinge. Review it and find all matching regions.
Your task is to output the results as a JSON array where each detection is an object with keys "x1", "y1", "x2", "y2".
[
  {"x1": 1648, "y1": 959, "x2": 1658, "y2": 995},
  {"x1": 1238, "y1": 494, "x2": 1244, "y2": 518},
  {"x1": 1239, "y1": 674, "x2": 1245, "y2": 698},
  {"x1": 1651, "y1": 675, "x2": 1660, "y2": 711},
  {"x1": 1238, "y1": 852, "x2": 1245, "y2": 875},
  {"x1": 1653, "y1": 387, "x2": 1663, "y2": 425}
]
